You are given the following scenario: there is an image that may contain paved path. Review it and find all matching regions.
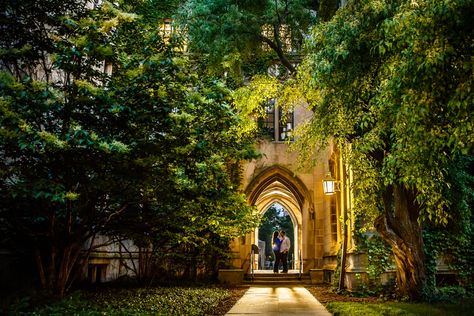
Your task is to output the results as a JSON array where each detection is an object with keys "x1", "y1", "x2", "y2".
[{"x1": 225, "y1": 286, "x2": 332, "y2": 316}]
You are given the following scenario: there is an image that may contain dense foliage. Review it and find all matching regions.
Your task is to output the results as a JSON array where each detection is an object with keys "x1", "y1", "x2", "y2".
[
  {"x1": 296, "y1": 0, "x2": 473, "y2": 299},
  {"x1": 178, "y1": 0, "x2": 319, "y2": 75},
  {"x1": 0, "y1": 0, "x2": 259, "y2": 297},
  {"x1": 178, "y1": 0, "x2": 340, "y2": 135},
  {"x1": 299, "y1": 0, "x2": 473, "y2": 221},
  {"x1": 10, "y1": 286, "x2": 233, "y2": 315},
  {"x1": 356, "y1": 234, "x2": 393, "y2": 282},
  {"x1": 423, "y1": 156, "x2": 474, "y2": 294},
  {"x1": 2, "y1": 0, "x2": 473, "y2": 304}
]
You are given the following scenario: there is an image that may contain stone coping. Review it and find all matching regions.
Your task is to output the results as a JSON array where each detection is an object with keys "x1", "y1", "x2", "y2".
[{"x1": 218, "y1": 269, "x2": 245, "y2": 285}]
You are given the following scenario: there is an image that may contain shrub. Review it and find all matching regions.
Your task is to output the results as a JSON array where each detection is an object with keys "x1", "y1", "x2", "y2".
[
  {"x1": 13, "y1": 286, "x2": 233, "y2": 315},
  {"x1": 435, "y1": 286, "x2": 471, "y2": 302}
]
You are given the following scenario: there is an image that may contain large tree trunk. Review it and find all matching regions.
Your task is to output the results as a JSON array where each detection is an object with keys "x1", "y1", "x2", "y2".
[{"x1": 375, "y1": 184, "x2": 426, "y2": 300}]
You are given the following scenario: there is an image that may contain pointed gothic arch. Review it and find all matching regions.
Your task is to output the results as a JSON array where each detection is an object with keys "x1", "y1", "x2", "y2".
[
  {"x1": 245, "y1": 165, "x2": 312, "y2": 209},
  {"x1": 244, "y1": 165, "x2": 313, "y2": 271}
]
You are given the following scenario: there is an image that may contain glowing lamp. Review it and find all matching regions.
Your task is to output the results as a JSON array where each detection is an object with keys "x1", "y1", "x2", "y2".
[{"x1": 323, "y1": 172, "x2": 340, "y2": 195}]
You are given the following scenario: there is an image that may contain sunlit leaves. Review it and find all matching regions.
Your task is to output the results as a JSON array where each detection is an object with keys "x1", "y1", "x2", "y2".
[
  {"x1": 1, "y1": 0, "x2": 261, "y2": 294},
  {"x1": 298, "y1": 0, "x2": 473, "y2": 223},
  {"x1": 233, "y1": 75, "x2": 279, "y2": 114},
  {"x1": 232, "y1": 75, "x2": 305, "y2": 139},
  {"x1": 178, "y1": 0, "x2": 315, "y2": 75}
]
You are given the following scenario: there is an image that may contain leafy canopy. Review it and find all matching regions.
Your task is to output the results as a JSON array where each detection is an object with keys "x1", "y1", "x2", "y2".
[
  {"x1": 296, "y1": 0, "x2": 474, "y2": 224},
  {"x1": 178, "y1": 0, "x2": 317, "y2": 75},
  {"x1": 0, "y1": 0, "x2": 260, "y2": 294}
]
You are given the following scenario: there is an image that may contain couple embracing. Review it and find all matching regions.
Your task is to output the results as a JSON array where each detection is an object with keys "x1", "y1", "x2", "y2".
[{"x1": 272, "y1": 230, "x2": 290, "y2": 273}]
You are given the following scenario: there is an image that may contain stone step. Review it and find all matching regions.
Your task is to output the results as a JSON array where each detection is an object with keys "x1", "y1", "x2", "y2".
[
  {"x1": 243, "y1": 283, "x2": 311, "y2": 286},
  {"x1": 245, "y1": 277, "x2": 311, "y2": 281},
  {"x1": 248, "y1": 276, "x2": 310, "y2": 281},
  {"x1": 243, "y1": 279, "x2": 311, "y2": 285},
  {"x1": 249, "y1": 273, "x2": 308, "y2": 278},
  {"x1": 244, "y1": 272, "x2": 311, "y2": 285}
]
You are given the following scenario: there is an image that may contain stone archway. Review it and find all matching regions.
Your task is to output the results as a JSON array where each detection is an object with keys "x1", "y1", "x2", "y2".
[{"x1": 244, "y1": 165, "x2": 313, "y2": 272}]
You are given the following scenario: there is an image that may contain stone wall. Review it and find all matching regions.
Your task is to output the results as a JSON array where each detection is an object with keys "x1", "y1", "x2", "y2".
[{"x1": 231, "y1": 103, "x2": 338, "y2": 273}]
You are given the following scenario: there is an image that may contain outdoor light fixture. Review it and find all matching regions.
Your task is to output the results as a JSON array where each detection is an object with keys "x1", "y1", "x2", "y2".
[{"x1": 322, "y1": 172, "x2": 340, "y2": 195}]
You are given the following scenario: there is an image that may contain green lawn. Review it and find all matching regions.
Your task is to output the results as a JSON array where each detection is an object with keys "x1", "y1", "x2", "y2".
[
  {"x1": 9, "y1": 286, "x2": 234, "y2": 316},
  {"x1": 327, "y1": 301, "x2": 474, "y2": 316}
]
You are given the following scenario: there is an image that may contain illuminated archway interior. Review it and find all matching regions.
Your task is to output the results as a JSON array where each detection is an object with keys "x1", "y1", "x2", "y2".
[
  {"x1": 256, "y1": 202, "x2": 295, "y2": 270},
  {"x1": 250, "y1": 176, "x2": 304, "y2": 271}
]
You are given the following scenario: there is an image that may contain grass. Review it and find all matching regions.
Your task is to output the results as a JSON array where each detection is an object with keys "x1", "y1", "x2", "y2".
[
  {"x1": 8, "y1": 285, "x2": 241, "y2": 316},
  {"x1": 307, "y1": 285, "x2": 474, "y2": 316},
  {"x1": 326, "y1": 300, "x2": 474, "y2": 316}
]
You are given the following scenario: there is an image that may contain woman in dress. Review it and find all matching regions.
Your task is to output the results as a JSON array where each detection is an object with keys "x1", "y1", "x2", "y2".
[{"x1": 272, "y1": 231, "x2": 282, "y2": 273}]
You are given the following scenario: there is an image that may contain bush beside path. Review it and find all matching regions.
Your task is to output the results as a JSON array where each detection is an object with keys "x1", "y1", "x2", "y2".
[{"x1": 7, "y1": 285, "x2": 248, "y2": 316}]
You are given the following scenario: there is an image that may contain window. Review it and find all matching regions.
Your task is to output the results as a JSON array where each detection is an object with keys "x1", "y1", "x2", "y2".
[
  {"x1": 259, "y1": 99, "x2": 294, "y2": 142},
  {"x1": 330, "y1": 198, "x2": 337, "y2": 243},
  {"x1": 328, "y1": 160, "x2": 338, "y2": 243},
  {"x1": 160, "y1": 19, "x2": 173, "y2": 43},
  {"x1": 259, "y1": 100, "x2": 276, "y2": 140},
  {"x1": 159, "y1": 19, "x2": 187, "y2": 51},
  {"x1": 104, "y1": 61, "x2": 113, "y2": 76},
  {"x1": 278, "y1": 108, "x2": 294, "y2": 141}
]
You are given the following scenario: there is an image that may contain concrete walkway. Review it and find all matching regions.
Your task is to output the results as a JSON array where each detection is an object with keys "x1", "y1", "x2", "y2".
[{"x1": 225, "y1": 286, "x2": 332, "y2": 316}]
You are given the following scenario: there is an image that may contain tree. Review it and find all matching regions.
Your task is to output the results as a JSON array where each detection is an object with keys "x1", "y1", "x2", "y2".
[
  {"x1": 297, "y1": 0, "x2": 473, "y2": 300},
  {"x1": 178, "y1": 0, "x2": 322, "y2": 76},
  {"x1": 1, "y1": 0, "x2": 134, "y2": 297},
  {"x1": 0, "y1": 0, "x2": 258, "y2": 296},
  {"x1": 178, "y1": 1, "x2": 342, "y2": 142},
  {"x1": 318, "y1": 0, "x2": 338, "y2": 22},
  {"x1": 106, "y1": 0, "x2": 261, "y2": 281}
]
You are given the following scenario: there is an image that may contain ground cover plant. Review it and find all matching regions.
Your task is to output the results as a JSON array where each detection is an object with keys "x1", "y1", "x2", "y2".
[
  {"x1": 307, "y1": 285, "x2": 474, "y2": 316},
  {"x1": 8, "y1": 285, "x2": 247, "y2": 316},
  {"x1": 326, "y1": 301, "x2": 474, "y2": 316}
]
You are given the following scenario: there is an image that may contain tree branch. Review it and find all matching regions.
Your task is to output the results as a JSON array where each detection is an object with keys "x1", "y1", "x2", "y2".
[{"x1": 258, "y1": 34, "x2": 296, "y2": 74}]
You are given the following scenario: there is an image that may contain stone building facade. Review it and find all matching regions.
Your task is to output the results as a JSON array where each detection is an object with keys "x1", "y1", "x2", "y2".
[{"x1": 227, "y1": 101, "x2": 363, "y2": 285}]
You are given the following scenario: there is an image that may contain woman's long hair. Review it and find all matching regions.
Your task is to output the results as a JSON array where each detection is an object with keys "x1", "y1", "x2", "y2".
[{"x1": 272, "y1": 231, "x2": 279, "y2": 241}]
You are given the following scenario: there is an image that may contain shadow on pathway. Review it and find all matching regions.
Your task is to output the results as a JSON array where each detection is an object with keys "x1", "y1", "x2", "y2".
[{"x1": 226, "y1": 285, "x2": 332, "y2": 315}]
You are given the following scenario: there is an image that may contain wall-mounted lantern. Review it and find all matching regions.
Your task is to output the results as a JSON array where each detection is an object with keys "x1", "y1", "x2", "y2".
[{"x1": 322, "y1": 172, "x2": 340, "y2": 195}]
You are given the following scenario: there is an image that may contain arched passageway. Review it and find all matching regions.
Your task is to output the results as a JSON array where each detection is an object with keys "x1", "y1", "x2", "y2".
[
  {"x1": 256, "y1": 202, "x2": 295, "y2": 270},
  {"x1": 244, "y1": 166, "x2": 312, "y2": 272}
]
